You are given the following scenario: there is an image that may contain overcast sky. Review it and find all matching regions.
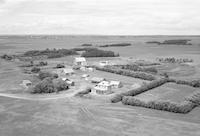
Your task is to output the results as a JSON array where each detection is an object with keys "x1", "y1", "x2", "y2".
[{"x1": 0, "y1": 0, "x2": 199, "y2": 35}]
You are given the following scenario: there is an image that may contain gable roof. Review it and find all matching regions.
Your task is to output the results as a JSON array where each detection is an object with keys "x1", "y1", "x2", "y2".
[
  {"x1": 63, "y1": 68, "x2": 74, "y2": 73},
  {"x1": 75, "y1": 57, "x2": 86, "y2": 62}
]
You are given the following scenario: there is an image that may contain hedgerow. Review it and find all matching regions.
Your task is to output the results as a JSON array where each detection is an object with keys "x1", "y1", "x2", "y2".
[
  {"x1": 111, "y1": 78, "x2": 169, "y2": 103},
  {"x1": 170, "y1": 79, "x2": 200, "y2": 88},
  {"x1": 122, "y1": 97, "x2": 196, "y2": 114}
]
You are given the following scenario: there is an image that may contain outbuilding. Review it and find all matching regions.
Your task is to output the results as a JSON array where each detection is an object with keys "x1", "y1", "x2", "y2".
[
  {"x1": 21, "y1": 80, "x2": 32, "y2": 88},
  {"x1": 62, "y1": 68, "x2": 75, "y2": 75},
  {"x1": 74, "y1": 57, "x2": 87, "y2": 66},
  {"x1": 91, "y1": 77, "x2": 105, "y2": 83},
  {"x1": 62, "y1": 78, "x2": 75, "y2": 86},
  {"x1": 110, "y1": 81, "x2": 123, "y2": 89}
]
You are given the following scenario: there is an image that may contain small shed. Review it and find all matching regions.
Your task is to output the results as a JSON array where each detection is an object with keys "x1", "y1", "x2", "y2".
[
  {"x1": 91, "y1": 77, "x2": 105, "y2": 83},
  {"x1": 81, "y1": 74, "x2": 89, "y2": 78},
  {"x1": 74, "y1": 57, "x2": 87, "y2": 66},
  {"x1": 21, "y1": 80, "x2": 32, "y2": 88},
  {"x1": 62, "y1": 68, "x2": 75, "y2": 75},
  {"x1": 87, "y1": 67, "x2": 94, "y2": 72},
  {"x1": 110, "y1": 81, "x2": 123, "y2": 89},
  {"x1": 99, "y1": 61, "x2": 111, "y2": 67},
  {"x1": 94, "y1": 81, "x2": 112, "y2": 94},
  {"x1": 62, "y1": 78, "x2": 75, "y2": 86}
]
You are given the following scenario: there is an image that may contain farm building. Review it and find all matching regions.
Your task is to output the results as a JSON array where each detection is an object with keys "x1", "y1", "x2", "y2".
[
  {"x1": 81, "y1": 74, "x2": 89, "y2": 78},
  {"x1": 62, "y1": 78, "x2": 75, "y2": 86},
  {"x1": 21, "y1": 80, "x2": 32, "y2": 88},
  {"x1": 99, "y1": 61, "x2": 110, "y2": 67},
  {"x1": 74, "y1": 57, "x2": 87, "y2": 66},
  {"x1": 91, "y1": 77, "x2": 105, "y2": 83},
  {"x1": 110, "y1": 81, "x2": 123, "y2": 89},
  {"x1": 94, "y1": 81, "x2": 112, "y2": 94},
  {"x1": 62, "y1": 68, "x2": 75, "y2": 75}
]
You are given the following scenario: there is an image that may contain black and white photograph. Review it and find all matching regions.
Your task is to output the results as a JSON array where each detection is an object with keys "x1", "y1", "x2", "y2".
[{"x1": 0, "y1": 0, "x2": 200, "y2": 136}]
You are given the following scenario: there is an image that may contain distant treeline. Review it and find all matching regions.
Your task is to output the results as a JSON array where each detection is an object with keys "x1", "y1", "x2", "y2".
[
  {"x1": 146, "y1": 39, "x2": 192, "y2": 45},
  {"x1": 81, "y1": 44, "x2": 93, "y2": 47},
  {"x1": 99, "y1": 43, "x2": 131, "y2": 47},
  {"x1": 23, "y1": 48, "x2": 78, "y2": 58},
  {"x1": 157, "y1": 57, "x2": 193, "y2": 63},
  {"x1": 81, "y1": 48, "x2": 119, "y2": 57},
  {"x1": 1, "y1": 47, "x2": 119, "y2": 60}
]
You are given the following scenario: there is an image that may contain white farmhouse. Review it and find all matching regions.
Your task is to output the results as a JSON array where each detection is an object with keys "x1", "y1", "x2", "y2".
[
  {"x1": 62, "y1": 68, "x2": 75, "y2": 75},
  {"x1": 74, "y1": 57, "x2": 87, "y2": 66},
  {"x1": 94, "y1": 81, "x2": 112, "y2": 94}
]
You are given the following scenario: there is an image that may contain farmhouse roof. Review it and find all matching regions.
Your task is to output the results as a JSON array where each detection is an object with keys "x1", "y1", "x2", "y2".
[{"x1": 75, "y1": 57, "x2": 86, "y2": 62}]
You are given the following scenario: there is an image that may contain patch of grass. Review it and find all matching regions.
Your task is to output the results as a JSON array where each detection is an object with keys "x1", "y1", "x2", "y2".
[{"x1": 95, "y1": 66, "x2": 157, "y2": 81}]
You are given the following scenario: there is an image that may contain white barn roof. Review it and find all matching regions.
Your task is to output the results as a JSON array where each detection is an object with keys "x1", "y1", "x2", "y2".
[{"x1": 75, "y1": 57, "x2": 86, "y2": 62}]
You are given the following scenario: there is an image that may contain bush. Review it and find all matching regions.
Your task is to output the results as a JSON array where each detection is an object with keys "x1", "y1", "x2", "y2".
[
  {"x1": 38, "y1": 71, "x2": 58, "y2": 80},
  {"x1": 56, "y1": 63, "x2": 65, "y2": 68},
  {"x1": 31, "y1": 67, "x2": 41, "y2": 73},
  {"x1": 32, "y1": 78, "x2": 69, "y2": 94},
  {"x1": 53, "y1": 79, "x2": 69, "y2": 92},
  {"x1": 116, "y1": 64, "x2": 158, "y2": 74},
  {"x1": 185, "y1": 91, "x2": 200, "y2": 105},
  {"x1": 1, "y1": 54, "x2": 14, "y2": 60},
  {"x1": 111, "y1": 78, "x2": 169, "y2": 103},
  {"x1": 32, "y1": 78, "x2": 55, "y2": 93},
  {"x1": 81, "y1": 48, "x2": 119, "y2": 57},
  {"x1": 122, "y1": 96, "x2": 196, "y2": 114},
  {"x1": 74, "y1": 87, "x2": 92, "y2": 97},
  {"x1": 170, "y1": 79, "x2": 200, "y2": 88},
  {"x1": 37, "y1": 61, "x2": 48, "y2": 66}
]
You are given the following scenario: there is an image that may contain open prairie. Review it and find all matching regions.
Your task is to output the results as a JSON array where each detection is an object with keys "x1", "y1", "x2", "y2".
[{"x1": 0, "y1": 35, "x2": 200, "y2": 136}]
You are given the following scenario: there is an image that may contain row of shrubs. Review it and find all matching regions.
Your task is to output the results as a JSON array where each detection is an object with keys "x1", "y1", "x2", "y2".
[
  {"x1": 99, "y1": 43, "x2": 131, "y2": 47},
  {"x1": 157, "y1": 57, "x2": 193, "y2": 63},
  {"x1": 20, "y1": 61, "x2": 48, "y2": 67},
  {"x1": 146, "y1": 39, "x2": 192, "y2": 45},
  {"x1": 170, "y1": 79, "x2": 200, "y2": 88},
  {"x1": 95, "y1": 66, "x2": 156, "y2": 81},
  {"x1": 114, "y1": 64, "x2": 158, "y2": 74},
  {"x1": 122, "y1": 96, "x2": 196, "y2": 114},
  {"x1": 23, "y1": 48, "x2": 78, "y2": 58},
  {"x1": 185, "y1": 91, "x2": 200, "y2": 105},
  {"x1": 81, "y1": 48, "x2": 119, "y2": 57},
  {"x1": 111, "y1": 78, "x2": 169, "y2": 103}
]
